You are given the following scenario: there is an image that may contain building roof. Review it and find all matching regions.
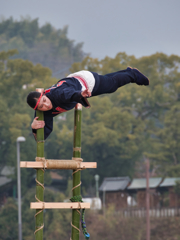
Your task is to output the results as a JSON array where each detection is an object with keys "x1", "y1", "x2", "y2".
[
  {"x1": 1, "y1": 166, "x2": 14, "y2": 176},
  {"x1": 0, "y1": 176, "x2": 12, "y2": 187},
  {"x1": 160, "y1": 178, "x2": 180, "y2": 187},
  {"x1": 0, "y1": 166, "x2": 14, "y2": 188},
  {"x1": 99, "y1": 177, "x2": 130, "y2": 192},
  {"x1": 128, "y1": 178, "x2": 162, "y2": 189},
  {"x1": 50, "y1": 171, "x2": 64, "y2": 180}
]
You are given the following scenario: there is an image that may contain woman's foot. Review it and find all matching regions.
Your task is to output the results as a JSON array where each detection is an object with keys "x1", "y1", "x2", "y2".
[{"x1": 127, "y1": 67, "x2": 149, "y2": 86}]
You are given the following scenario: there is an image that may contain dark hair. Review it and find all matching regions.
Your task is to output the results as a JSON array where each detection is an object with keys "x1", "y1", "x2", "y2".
[{"x1": 27, "y1": 91, "x2": 41, "y2": 109}]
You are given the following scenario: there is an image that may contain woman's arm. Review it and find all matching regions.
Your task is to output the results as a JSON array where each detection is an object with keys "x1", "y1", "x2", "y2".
[
  {"x1": 31, "y1": 114, "x2": 53, "y2": 140},
  {"x1": 31, "y1": 116, "x2": 45, "y2": 140},
  {"x1": 31, "y1": 117, "x2": 45, "y2": 129}
]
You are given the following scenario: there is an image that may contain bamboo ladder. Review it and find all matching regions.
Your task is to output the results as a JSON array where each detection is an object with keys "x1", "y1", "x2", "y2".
[{"x1": 21, "y1": 89, "x2": 97, "y2": 240}]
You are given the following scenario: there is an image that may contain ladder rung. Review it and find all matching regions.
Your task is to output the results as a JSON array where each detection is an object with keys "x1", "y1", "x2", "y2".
[{"x1": 30, "y1": 202, "x2": 90, "y2": 209}]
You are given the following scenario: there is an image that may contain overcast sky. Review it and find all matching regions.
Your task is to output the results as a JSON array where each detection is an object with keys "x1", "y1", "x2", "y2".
[{"x1": 1, "y1": 0, "x2": 180, "y2": 59}]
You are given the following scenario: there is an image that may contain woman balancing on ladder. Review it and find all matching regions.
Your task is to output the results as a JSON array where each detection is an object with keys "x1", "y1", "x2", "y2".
[{"x1": 27, "y1": 67, "x2": 149, "y2": 139}]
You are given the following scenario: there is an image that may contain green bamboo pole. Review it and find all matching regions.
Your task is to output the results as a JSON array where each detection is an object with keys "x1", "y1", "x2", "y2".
[
  {"x1": 35, "y1": 109, "x2": 44, "y2": 240},
  {"x1": 71, "y1": 104, "x2": 82, "y2": 240}
]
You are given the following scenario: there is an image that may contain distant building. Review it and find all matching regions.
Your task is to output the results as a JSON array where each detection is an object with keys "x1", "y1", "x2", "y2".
[
  {"x1": 0, "y1": 166, "x2": 15, "y2": 206},
  {"x1": 99, "y1": 176, "x2": 180, "y2": 210},
  {"x1": 158, "y1": 178, "x2": 180, "y2": 207},
  {"x1": 46, "y1": 171, "x2": 67, "y2": 192},
  {"x1": 99, "y1": 177, "x2": 130, "y2": 209},
  {"x1": 127, "y1": 178, "x2": 162, "y2": 208},
  {"x1": 82, "y1": 198, "x2": 102, "y2": 210}
]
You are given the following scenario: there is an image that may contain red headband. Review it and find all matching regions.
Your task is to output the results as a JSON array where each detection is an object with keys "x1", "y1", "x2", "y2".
[{"x1": 34, "y1": 92, "x2": 43, "y2": 110}]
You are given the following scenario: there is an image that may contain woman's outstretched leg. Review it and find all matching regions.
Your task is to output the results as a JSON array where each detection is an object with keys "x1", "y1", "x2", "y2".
[{"x1": 92, "y1": 67, "x2": 149, "y2": 96}]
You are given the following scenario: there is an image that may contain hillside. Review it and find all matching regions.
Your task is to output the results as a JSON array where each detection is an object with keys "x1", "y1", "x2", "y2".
[{"x1": 0, "y1": 17, "x2": 85, "y2": 78}]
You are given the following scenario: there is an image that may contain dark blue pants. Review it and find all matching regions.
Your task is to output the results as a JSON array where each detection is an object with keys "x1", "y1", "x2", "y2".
[{"x1": 92, "y1": 68, "x2": 135, "y2": 96}]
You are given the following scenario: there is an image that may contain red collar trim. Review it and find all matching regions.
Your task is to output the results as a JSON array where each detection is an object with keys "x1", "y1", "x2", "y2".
[{"x1": 34, "y1": 92, "x2": 43, "y2": 110}]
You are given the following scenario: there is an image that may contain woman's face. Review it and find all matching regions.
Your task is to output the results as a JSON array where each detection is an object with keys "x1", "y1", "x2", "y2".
[{"x1": 37, "y1": 95, "x2": 53, "y2": 111}]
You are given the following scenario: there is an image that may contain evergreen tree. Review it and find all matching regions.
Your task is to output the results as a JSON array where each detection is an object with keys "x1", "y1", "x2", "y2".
[{"x1": 0, "y1": 17, "x2": 85, "y2": 78}]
